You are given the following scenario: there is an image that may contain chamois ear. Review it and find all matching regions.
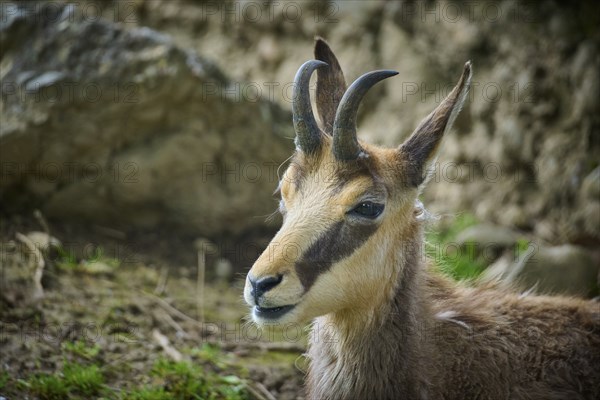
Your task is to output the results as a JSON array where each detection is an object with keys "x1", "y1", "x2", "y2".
[
  {"x1": 399, "y1": 62, "x2": 472, "y2": 187},
  {"x1": 314, "y1": 37, "x2": 346, "y2": 134}
]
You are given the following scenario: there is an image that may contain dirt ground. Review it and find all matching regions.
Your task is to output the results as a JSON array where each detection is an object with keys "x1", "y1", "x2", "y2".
[{"x1": 0, "y1": 215, "x2": 305, "y2": 399}]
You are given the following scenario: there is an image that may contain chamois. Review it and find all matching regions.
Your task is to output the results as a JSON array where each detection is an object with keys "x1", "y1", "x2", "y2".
[{"x1": 244, "y1": 39, "x2": 600, "y2": 400}]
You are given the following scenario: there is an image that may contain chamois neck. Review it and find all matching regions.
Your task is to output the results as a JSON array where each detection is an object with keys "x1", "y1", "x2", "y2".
[
  {"x1": 330, "y1": 234, "x2": 424, "y2": 333},
  {"x1": 307, "y1": 221, "x2": 432, "y2": 399}
]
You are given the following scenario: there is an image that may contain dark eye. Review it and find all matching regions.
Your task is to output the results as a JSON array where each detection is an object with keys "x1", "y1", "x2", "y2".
[{"x1": 349, "y1": 201, "x2": 384, "y2": 219}]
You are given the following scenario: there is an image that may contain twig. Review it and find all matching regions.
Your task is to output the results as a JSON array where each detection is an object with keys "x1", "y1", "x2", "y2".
[
  {"x1": 16, "y1": 232, "x2": 45, "y2": 299},
  {"x1": 152, "y1": 328, "x2": 183, "y2": 361},
  {"x1": 141, "y1": 290, "x2": 219, "y2": 336},
  {"x1": 152, "y1": 307, "x2": 191, "y2": 339},
  {"x1": 154, "y1": 266, "x2": 169, "y2": 296},
  {"x1": 254, "y1": 382, "x2": 277, "y2": 400},
  {"x1": 245, "y1": 383, "x2": 269, "y2": 400},
  {"x1": 196, "y1": 248, "x2": 206, "y2": 323},
  {"x1": 142, "y1": 290, "x2": 201, "y2": 326},
  {"x1": 193, "y1": 239, "x2": 217, "y2": 323},
  {"x1": 33, "y1": 209, "x2": 50, "y2": 234},
  {"x1": 92, "y1": 225, "x2": 127, "y2": 240}
]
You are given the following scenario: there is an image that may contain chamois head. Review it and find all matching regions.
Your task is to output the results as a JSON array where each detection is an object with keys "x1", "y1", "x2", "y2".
[{"x1": 245, "y1": 39, "x2": 471, "y2": 326}]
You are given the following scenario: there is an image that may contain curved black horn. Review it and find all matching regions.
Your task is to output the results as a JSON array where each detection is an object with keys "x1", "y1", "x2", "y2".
[
  {"x1": 293, "y1": 60, "x2": 328, "y2": 154},
  {"x1": 332, "y1": 70, "x2": 398, "y2": 161}
]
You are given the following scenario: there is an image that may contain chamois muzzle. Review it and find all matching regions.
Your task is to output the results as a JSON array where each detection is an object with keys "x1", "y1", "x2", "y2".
[
  {"x1": 249, "y1": 274, "x2": 283, "y2": 303},
  {"x1": 293, "y1": 60, "x2": 328, "y2": 154},
  {"x1": 332, "y1": 70, "x2": 398, "y2": 160}
]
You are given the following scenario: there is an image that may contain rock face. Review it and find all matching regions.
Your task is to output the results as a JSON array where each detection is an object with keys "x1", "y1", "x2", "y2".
[
  {"x1": 1, "y1": 1, "x2": 599, "y2": 248},
  {"x1": 485, "y1": 244, "x2": 599, "y2": 297},
  {"x1": 455, "y1": 223, "x2": 518, "y2": 253},
  {"x1": 133, "y1": 0, "x2": 600, "y2": 246},
  {"x1": 515, "y1": 245, "x2": 599, "y2": 297},
  {"x1": 0, "y1": 3, "x2": 292, "y2": 237}
]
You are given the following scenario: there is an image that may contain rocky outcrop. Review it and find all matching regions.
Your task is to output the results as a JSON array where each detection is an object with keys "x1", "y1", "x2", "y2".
[
  {"x1": 484, "y1": 243, "x2": 599, "y2": 297},
  {"x1": 0, "y1": 3, "x2": 292, "y2": 237},
  {"x1": 134, "y1": 0, "x2": 600, "y2": 245}
]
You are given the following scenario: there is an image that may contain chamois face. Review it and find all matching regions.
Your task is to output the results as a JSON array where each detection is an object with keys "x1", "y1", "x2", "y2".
[
  {"x1": 244, "y1": 39, "x2": 471, "y2": 327},
  {"x1": 244, "y1": 139, "x2": 419, "y2": 326}
]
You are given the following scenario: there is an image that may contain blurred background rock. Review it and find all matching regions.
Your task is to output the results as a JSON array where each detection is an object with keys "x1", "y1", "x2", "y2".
[{"x1": 1, "y1": 0, "x2": 599, "y2": 290}]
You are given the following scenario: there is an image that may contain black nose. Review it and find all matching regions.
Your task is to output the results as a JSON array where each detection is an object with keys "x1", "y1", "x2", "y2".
[{"x1": 250, "y1": 274, "x2": 283, "y2": 301}]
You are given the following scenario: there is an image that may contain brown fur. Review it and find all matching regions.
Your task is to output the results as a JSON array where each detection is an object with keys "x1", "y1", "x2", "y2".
[
  {"x1": 306, "y1": 223, "x2": 600, "y2": 400},
  {"x1": 245, "y1": 39, "x2": 600, "y2": 400}
]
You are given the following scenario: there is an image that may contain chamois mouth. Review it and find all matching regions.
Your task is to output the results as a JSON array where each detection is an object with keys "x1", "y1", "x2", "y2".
[{"x1": 253, "y1": 304, "x2": 296, "y2": 320}]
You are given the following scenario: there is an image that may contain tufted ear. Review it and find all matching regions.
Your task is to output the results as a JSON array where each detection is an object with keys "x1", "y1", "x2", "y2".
[
  {"x1": 314, "y1": 37, "x2": 346, "y2": 135},
  {"x1": 399, "y1": 62, "x2": 472, "y2": 187}
]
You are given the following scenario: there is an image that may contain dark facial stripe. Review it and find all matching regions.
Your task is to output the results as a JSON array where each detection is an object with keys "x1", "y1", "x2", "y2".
[{"x1": 295, "y1": 220, "x2": 379, "y2": 291}]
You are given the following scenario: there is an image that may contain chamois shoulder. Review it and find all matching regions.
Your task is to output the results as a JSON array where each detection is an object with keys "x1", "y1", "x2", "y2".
[{"x1": 424, "y1": 266, "x2": 600, "y2": 332}]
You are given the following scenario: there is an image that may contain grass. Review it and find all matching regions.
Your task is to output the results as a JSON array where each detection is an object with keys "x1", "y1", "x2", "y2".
[
  {"x1": 125, "y1": 344, "x2": 253, "y2": 400},
  {"x1": 515, "y1": 238, "x2": 533, "y2": 259},
  {"x1": 62, "y1": 363, "x2": 104, "y2": 396},
  {"x1": 427, "y1": 212, "x2": 479, "y2": 244},
  {"x1": 426, "y1": 213, "x2": 488, "y2": 281},
  {"x1": 62, "y1": 340, "x2": 101, "y2": 361},
  {"x1": 150, "y1": 358, "x2": 208, "y2": 399},
  {"x1": 14, "y1": 340, "x2": 252, "y2": 399},
  {"x1": 0, "y1": 371, "x2": 8, "y2": 389},
  {"x1": 2, "y1": 224, "x2": 298, "y2": 400},
  {"x1": 26, "y1": 374, "x2": 69, "y2": 400},
  {"x1": 191, "y1": 343, "x2": 232, "y2": 370},
  {"x1": 56, "y1": 245, "x2": 120, "y2": 273},
  {"x1": 121, "y1": 386, "x2": 171, "y2": 400},
  {"x1": 18, "y1": 355, "x2": 252, "y2": 400},
  {"x1": 21, "y1": 362, "x2": 104, "y2": 400},
  {"x1": 121, "y1": 357, "x2": 250, "y2": 400}
]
